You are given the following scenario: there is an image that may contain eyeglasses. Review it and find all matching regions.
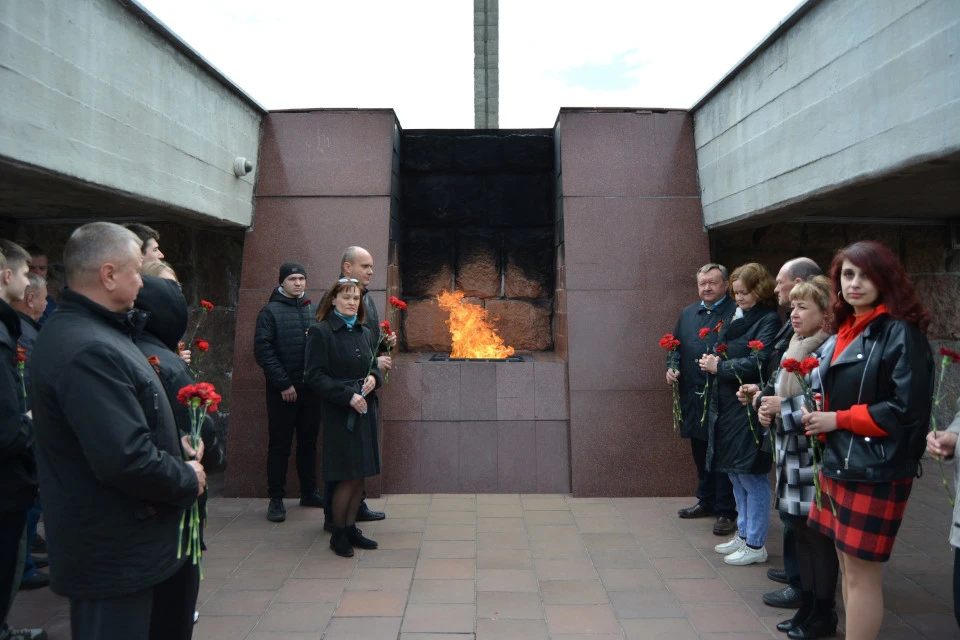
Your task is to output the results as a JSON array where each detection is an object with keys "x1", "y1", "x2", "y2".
[{"x1": 338, "y1": 278, "x2": 359, "y2": 284}]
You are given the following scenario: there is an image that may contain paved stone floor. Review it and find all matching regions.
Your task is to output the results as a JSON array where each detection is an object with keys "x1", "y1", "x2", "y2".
[{"x1": 9, "y1": 468, "x2": 960, "y2": 639}]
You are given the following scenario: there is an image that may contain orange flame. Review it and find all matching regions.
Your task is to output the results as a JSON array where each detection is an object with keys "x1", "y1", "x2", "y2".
[{"x1": 437, "y1": 290, "x2": 515, "y2": 359}]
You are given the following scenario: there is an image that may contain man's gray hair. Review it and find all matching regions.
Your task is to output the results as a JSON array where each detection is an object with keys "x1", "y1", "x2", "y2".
[
  {"x1": 64, "y1": 222, "x2": 141, "y2": 287},
  {"x1": 785, "y1": 257, "x2": 822, "y2": 282},
  {"x1": 697, "y1": 262, "x2": 729, "y2": 281},
  {"x1": 341, "y1": 246, "x2": 362, "y2": 269},
  {"x1": 0, "y1": 240, "x2": 31, "y2": 272},
  {"x1": 25, "y1": 272, "x2": 46, "y2": 295}
]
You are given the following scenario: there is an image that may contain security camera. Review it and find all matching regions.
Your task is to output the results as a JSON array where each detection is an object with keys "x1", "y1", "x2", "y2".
[{"x1": 233, "y1": 157, "x2": 253, "y2": 177}]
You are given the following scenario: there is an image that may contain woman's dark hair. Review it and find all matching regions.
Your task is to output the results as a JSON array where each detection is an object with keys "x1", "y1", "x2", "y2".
[
  {"x1": 828, "y1": 241, "x2": 930, "y2": 333},
  {"x1": 316, "y1": 280, "x2": 366, "y2": 325},
  {"x1": 729, "y1": 262, "x2": 777, "y2": 308}
]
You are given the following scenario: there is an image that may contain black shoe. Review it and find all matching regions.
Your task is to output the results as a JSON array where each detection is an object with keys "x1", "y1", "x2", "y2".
[
  {"x1": 346, "y1": 525, "x2": 378, "y2": 549},
  {"x1": 767, "y1": 567, "x2": 789, "y2": 584},
  {"x1": 763, "y1": 584, "x2": 802, "y2": 608},
  {"x1": 777, "y1": 591, "x2": 814, "y2": 632},
  {"x1": 267, "y1": 498, "x2": 286, "y2": 523},
  {"x1": 677, "y1": 504, "x2": 714, "y2": 519},
  {"x1": 330, "y1": 528, "x2": 354, "y2": 557},
  {"x1": 356, "y1": 501, "x2": 385, "y2": 522},
  {"x1": 6, "y1": 628, "x2": 48, "y2": 640},
  {"x1": 299, "y1": 490, "x2": 325, "y2": 508},
  {"x1": 31, "y1": 556, "x2": 49, "y2": 569},
  {"x1": 19, "y1": 571, "x2": 50, "y2": 591},
  {"x1": 31, "y1": 534, "x2": 46, "y2": 554},
  {"x1": 323, "y1": 519, "x2": 335, "y2": 533},
  {"x1": 712, "y1": 516, "x2": 736, "y2": 536},
  {"x1": 786, "y1": 601, "x2": 837, "y2": 639}
]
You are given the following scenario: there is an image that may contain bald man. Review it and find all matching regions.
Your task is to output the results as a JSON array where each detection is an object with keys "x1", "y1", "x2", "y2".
[{"x1": 31, "y1": 222, "x2": 204, "y2": 640}]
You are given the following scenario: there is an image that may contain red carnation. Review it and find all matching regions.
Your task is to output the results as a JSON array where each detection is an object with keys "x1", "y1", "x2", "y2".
[
  {"x1": 193, "y1": 339, "x2": 210, "y2": 352},
  {"x1": 177, "y1": 383, "x2": 221, "y2": 412},
  {"x1": 303, "y1": 299, "x2": 312, "y2": 307},
  {"x1": 147, "y1": 355, "x2": 161, "y2": 373},
  {"x1": 380, "y1": 320, "x2": 392, "y2": 335},
  {"x1": 781, "y1": 358, "x2": 801, "y2": 373},
  {"x1": 14, "y1": 345, "x2": 27, "y2": 364},
  {"x1": 200, "y1": 300, "x2": 214, "y2": 312},
  {"x1": 389, "y1": 296, "x2": 408, "y2": 311},
  {"x1": 748, "y1": 340, "x2": 765, "y2": 352},
  {"x1": 659, "y1": 334, "x2": 680, "y2": 351},
  {"x1": 940, "y1": 347, "x2": 960, "y2": 364},
  {"x1": 698, "y1": 328, "x2": 710, "y2": 339},
  {"x1": 798, "y1": 357, "x2": 820, "y2": 376},
  {"x1": 715, "y1": 343, "x2": 728, "y2": 355}
]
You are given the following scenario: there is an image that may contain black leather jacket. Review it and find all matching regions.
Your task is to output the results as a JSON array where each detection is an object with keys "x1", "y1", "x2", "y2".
[{"x1": 817, "y1": 314, "x2": 933, "y2": 483}]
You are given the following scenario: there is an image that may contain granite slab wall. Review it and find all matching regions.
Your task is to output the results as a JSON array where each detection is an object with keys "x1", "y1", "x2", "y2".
[
  {"x1": 224, "y1": 109, "x2": 399, "y2": 498},
  {"x1": 555, "y1": 109, "x2": 709, "y2": 497},
  {"x1": 378, "y1": 353, "x2": 570, "y2": 493}
]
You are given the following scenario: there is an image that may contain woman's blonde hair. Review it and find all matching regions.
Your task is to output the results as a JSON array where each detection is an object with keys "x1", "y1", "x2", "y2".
[
  {"x1": 142, "y1": 260, "x2": 177, "y2": 280},
  {"x1": 789, "y1": 275, "x2": 832, "y2": 312}
]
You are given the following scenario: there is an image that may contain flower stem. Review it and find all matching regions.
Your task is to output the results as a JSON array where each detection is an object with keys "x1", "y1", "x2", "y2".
[{"x1": 931, "y1": 358, "x2": 955, "y2": 506}]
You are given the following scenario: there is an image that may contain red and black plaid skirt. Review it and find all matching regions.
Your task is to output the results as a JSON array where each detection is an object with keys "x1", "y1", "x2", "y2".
[{"x1": 807, "y1": 472, "x2": 913, "y2": 562}]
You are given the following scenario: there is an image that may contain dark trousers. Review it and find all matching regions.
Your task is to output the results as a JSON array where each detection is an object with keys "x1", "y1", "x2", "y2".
[
  {"x1": 70, "y1": 560, "x2": 199, "y2": 640},
  {"x1": 265, "y1": 387, "x2": 321, "y2": 499},
  {"x1": 786, "y1": 514, "x2": 838, "y2": 601},
  {"x1": 954, "y1": 547, "x2": 960, "y2": 630},
  {"x1": 690, "y1": 436, "x2": 737, "y2": 518},
  {"x1": 22, "y1": 495, "x2": 41, "y2": 582},
  {"x1": 1, "y1": 510, "x2": 28, "y2": 630},
  {"x1": 781, "y1": 511, "x2": 802, "y2": 589}
]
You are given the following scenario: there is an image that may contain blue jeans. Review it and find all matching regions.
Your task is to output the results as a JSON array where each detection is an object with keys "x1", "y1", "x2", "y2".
[
  {"x1": 729, "y1": 473, "x2": 771, "y2": 548},
  {"x1": 21, "y1": 496, "x2": 41, "y2": 582}
]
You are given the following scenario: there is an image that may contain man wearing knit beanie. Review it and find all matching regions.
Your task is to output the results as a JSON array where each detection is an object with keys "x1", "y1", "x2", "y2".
[{"x1": 254, "y1": 261, "x2": 324, "y2": 523}]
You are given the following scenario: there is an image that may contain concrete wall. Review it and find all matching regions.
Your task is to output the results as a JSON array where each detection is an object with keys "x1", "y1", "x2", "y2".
[
  {"x1": 0, "y1": 0, "x2": 263, "y2": 227},
  {"x1": 556, "y1": 109, "x2": 708, "y2": 497},
  {"x1": 694, "y1": 0, "x2": 960, "y2": 228},
  {"x1": 225, "y1": 110, "x2": 399, "y2": 498}
]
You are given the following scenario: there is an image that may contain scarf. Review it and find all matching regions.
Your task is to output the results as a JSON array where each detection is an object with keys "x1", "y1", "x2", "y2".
[
  {"x1": 776, "y1": 330, "x2": 830, "y2": 399},
  {"x1": 334, "y1": 309, "x2": 358, "y2": 329}
]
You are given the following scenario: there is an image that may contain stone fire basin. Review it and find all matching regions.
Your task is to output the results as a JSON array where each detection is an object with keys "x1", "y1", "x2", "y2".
[{"x1": 377, "y1": 352, "x2": 570, "y2": 494}]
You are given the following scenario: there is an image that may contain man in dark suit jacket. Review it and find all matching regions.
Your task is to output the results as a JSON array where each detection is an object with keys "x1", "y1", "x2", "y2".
[{"x1": 667, "y1": 263, "x2": 738, "y2": 536}]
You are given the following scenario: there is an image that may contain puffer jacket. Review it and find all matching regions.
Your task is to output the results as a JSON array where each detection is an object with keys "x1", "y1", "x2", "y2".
[
  {"x1": 817, "y1": 314, "x2": 933, "y2": 483},
  {"x1": 254, "y1": 289, "x2": 315, "y2": 391}
]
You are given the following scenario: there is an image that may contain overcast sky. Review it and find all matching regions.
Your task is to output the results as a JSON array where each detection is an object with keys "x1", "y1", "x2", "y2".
[{"x1": 139, "y1": 0, "x2": 803, "y2": 129}]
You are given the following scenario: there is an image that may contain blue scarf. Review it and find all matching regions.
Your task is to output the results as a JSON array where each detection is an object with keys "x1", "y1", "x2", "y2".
[{"x1": 333, "y1": 309, "x2": 358, "y2": 329}]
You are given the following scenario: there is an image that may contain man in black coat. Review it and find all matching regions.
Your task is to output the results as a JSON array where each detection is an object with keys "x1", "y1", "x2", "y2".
[
  {"x1": 321, "y1": 246, "x2": 395, "y2": 529},
  {"x1": 254, "y1": 262, "x2": 323, "y2": 523},
  {"x1": 667, "y1": 263, "x2": 738, "y2": 536},
  {"x1": 0, "y1": 240, "x2": 46, "y2": 640},
  {"x1": 738, "y1": 257, "x2": 821, "y2": 609},
  {"x1": 31, "y1": 222, "x2": 205, "y2": 639}
]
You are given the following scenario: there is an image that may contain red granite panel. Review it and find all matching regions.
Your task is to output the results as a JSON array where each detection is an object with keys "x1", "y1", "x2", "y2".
[
  {"x1": 568, "y1": 390, "x2": 694, "y2": 497},
  {"x1": 379, "y1": 361, "x2": 422, "y2": 422},
  {"x1": 534, "y1": 361, "x2": 568, "y2": 421},
  {"x1": 239, "y1": 197, "x2": 390, "y2": 291},
  {"x1": 421, "y1": 362, "x2": 461, "y2": 421},
  {"x1": 231, "y1": 288, "x2": 273, "y2": 391},
  {"x1": 496, "y1": 361, "x2": 536, "y2": 421},
  {"x1": 459, "y1": 422, "x2": 499, "y2": 492},
  {"x1": 223, "y1": 391, "x2": 269, "y2": 497},
  {"x1": 257, "y1": 111, "x2": 397, "y2": 197},
  {"x1": 562, "y1": 197, "x2": 707, "y2": 292},
  {"x1": 498, "y1": 421, "x2": 538, "y2": 493},
  {"x1": 558, "y1": 110, "x2": 699, "y2": 197},
  {"x1": 460, "y1": 363, "x2": 498, "y2": 421},
  {"x1": 420, "y1": 422, "x2": 461, "y2": 493},
  {"x1": 380, "y1": 421, "x2": 421, "y2": 494},
  {"x1": 536, "y1": 421, "x2": 572, "y2": 493}
]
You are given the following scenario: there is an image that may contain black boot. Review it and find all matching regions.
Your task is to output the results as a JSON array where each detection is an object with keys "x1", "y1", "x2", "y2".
[
  {"x1": 329, "y1": 528, "x2": 354, "y2": 557},
  {"x1": 346, "y1": 525, "x2": 378, "y2": 549},
  {"x1": 786, "y1": 598, "x2": 837, "y2": 639},
  {"x1": 777, "y1": 591, "x2": 814, "y2": 632}
]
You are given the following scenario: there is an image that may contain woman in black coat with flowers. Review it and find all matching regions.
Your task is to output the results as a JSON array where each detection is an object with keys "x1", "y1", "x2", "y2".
[
  {"x1": 305, "y1": 279, "x2": 382, "y2": 557},
  {"x1": 700, "y1": 263, "x2": 780, "y2": 567}
]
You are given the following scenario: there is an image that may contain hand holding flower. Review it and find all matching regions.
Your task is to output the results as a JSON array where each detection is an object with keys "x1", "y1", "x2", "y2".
[
  {"x1": 186, "y1": 461, "x2": 206, "y2": 496},
  {"x1": 799, "y1": 405, "x2": 838, "y2": 435},
  {"x1": 927, "y1": 430, "x2": 959, "y2": 459},
  {"x1": 737, "y1": 383, "x2": 759, "y2": 406},
  {"x1": 699, "y1": 354, "x2": 719, "y2": 374},
  {"x1": 362, "y1": 374, "x2": 376, "y2": 396},
  {"x1": 181, "y1": 435, "x2": 205, "y2": 462}
]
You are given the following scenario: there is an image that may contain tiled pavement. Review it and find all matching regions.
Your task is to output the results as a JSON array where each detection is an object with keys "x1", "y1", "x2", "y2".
[{"x1": 10, "y1": 468, "x2": 960, "y2": 639}]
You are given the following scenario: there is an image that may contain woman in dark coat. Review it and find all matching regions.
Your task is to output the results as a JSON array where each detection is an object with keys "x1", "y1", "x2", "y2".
[
  {"x1": 700, "y1": 263, "x2": 780, "y2": 566},
  {"x1": 802, "y1": 242, "x2": 933, "y2": 640},
  {"x1": 305, "y1": 279, "x2": 382, "y2": 557}
]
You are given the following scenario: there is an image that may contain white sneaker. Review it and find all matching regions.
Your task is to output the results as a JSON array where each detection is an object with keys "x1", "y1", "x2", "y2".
[
  {"x1": 714, "y1": 535, "x2": 745, "y2": 554},
  {"x1": 193, "y1": 611, "x2": 199, "y2": 623},
  {"x1": 724, "y1": 545, "x2": 768, "y2": 565}
]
